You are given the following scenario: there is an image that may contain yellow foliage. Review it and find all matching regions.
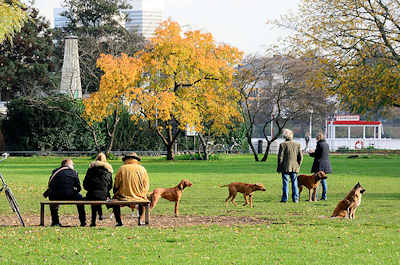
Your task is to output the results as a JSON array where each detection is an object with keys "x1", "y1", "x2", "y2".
[
  {"x1": 84, "y1": 19, "x2": 243, "y2": 138},
  {"x1": 83, "y1": 53, "x2": 142, "y2": 123},
  {"x1": 0, "y1": 0, "x2": 28, "y2": 43}
]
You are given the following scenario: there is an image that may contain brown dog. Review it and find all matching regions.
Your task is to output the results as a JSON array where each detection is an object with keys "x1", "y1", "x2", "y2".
[
  {"x1": 298, "y1": 171, "x2": 328, "y2": 201},
  {"x1": 331, "y1": 182, "x2": 366, "y2": 219},
  {"x1": 149, "y1": 179, "x2": 192, "y2": 217},
  {"x1": 221, "y1": 182, "x2": 266, "y2": 208}
]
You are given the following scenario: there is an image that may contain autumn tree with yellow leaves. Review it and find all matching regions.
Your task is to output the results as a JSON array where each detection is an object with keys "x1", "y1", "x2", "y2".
[
  {"x1": 84, "y1": 20, "x2": 243, "y2": 159},
  {"x1": 270, "y1": 0, "x2": 400, "y2": 113},
  {"x1": 0, "y1": 0, "x2": 28, "y2": 43}
]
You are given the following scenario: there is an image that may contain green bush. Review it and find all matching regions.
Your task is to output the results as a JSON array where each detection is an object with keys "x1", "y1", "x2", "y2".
[
  {"x1": 174, "y1": 153, "x2": 221, "y2": 160},
  {"x1": 3, "y1": 96, "x2": 97, "y2": 151}
]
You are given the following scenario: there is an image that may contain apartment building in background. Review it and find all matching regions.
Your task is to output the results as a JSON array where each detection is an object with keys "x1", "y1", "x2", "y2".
[
  {"x1": 125, "y1": 0, "x2": 164, "y2": 39},
  {"x1": 53, "y1": 0, "x2": 164, "y2": 39},
  {"x1": 53, "y1": 8, "x2": 68, "y2": 28}
]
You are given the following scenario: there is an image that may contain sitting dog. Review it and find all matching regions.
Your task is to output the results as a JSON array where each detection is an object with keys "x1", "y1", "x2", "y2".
[
  {"x1": 149, "y1": 179, "x2": 192, "y2": 217},
  {"x1": 298, "y1": 171, "x2": 327, "y2": 201},
  {"x1": 221, "y1": 182, "x2": 266, "y2": 208},
  {"x1": 331, "y1": 182, "x2": 366, "y2": 219}
]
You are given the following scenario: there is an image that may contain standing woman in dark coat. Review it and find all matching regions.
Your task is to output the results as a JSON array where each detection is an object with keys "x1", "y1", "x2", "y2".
[
  {"x1": 83, "y1": 153, "x2": 113, "y2": 226},
  {"x1": 309, "y1": 132, "x2": 332, "y2": 200}
]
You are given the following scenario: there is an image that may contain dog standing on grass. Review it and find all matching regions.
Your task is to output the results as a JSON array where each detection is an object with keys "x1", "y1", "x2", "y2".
[
  {"x1": 331, "y1": 182, "x2": 366, "y2": 219},
  {"x1": 221, "y1": 182, "x2": 266, "y2": 208},
  {"x1": 148, "y1": 179, "x2": 192, "y2": 217},
  {"x1": 298, "y1": 171, "x2": 328, "y2": 201}
]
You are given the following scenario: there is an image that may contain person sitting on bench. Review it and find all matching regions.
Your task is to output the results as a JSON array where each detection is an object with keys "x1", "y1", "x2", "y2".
[
  {"x1": 112, "y1": 152, "x2": 149, "y2": 226},
  {"x1": 83, "y1": 152, "x2": 113, "y2": 227},
  {"x1": 48, "y1": 159, "x2": 86, "y2": 227}
]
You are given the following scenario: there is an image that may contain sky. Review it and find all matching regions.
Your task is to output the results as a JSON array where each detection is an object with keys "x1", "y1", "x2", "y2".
[{"x1": 31, "y1": 0, "x2": 301, "y2": 55}]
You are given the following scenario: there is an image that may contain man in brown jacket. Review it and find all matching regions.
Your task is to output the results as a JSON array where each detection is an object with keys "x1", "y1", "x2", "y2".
[
  {"x1": 277, "y1": 129, "x2": 303, "y2": 203},
  {"x1": 112, "y1": 152, "x2": 149, "y2": 226}
]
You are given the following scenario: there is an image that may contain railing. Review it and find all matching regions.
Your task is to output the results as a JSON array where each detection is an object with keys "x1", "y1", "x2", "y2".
[
  {"x1": 3, "y1": 150, "x2": 168, "y2": 157},
  {"x1": 252, "y1": 138, "x2": 400, "y2": 154}
]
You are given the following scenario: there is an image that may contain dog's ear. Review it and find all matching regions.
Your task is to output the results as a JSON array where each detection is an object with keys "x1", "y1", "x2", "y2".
[{"x1": 178, "y1": 180, "x2": 184, "y2": 190}]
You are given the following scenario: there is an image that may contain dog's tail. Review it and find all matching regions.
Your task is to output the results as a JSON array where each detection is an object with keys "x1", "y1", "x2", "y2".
[
  {"x1": 318, "y1": 215, "x2": 330, "y2": 219},
  {"x1": 219, "y1": 184, "x2": 229, "y2": 188}
]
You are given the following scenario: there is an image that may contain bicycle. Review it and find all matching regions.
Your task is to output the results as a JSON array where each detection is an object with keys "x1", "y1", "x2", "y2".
[
  {"x1": 0, "y1": 153, "x2": 25, "y2": 227},
  {"x1": 228, "y1": 137, "x2": 241, "y2": 153}
]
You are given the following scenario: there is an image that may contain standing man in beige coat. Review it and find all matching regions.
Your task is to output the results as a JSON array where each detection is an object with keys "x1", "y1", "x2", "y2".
[
  {"x1": 277, "y1": 129, "x2": 303, "y2": 203},
  {"x1": 112, "y1": 152, "x2": 149, "y2": 226}
]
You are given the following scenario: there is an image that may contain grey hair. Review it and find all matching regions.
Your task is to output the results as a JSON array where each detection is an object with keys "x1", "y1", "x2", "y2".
[
  {"x1": 282, "y1": 129, "x2": 293, "y2": 140},
  {"x1": 316, "y1": 132, "x2": 325, "y2": 140}
]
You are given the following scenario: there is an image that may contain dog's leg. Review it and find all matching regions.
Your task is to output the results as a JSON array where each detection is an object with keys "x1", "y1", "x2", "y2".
[
  {"x1": 346, "y1": 207, "x2": 351, "y2": 219},
  {"x1": 299, "y1": 186, "x2": 303, "y2": 201},
  {"x1": 131, "y1": 205, "x2": 137, "y2": 217},
  {"x1": 150, "y1": 192, "x2": 161, "y2": 210},
  {"x1": 242, "y1": 193, "x2": 249, "y2": 206},
  {"x1": 249, "y1": 194, "x2": 253, "y2": 208},
  {"x1": 231, "y1": 192, "x2": 238, "y2": 206},
  {"x1": 312, "y1": 188, "x2": 317, "y2": 201},
  {"x1": 225, "y1": 193, "x2": 232, "y2": 208},
  {"x1": 308, "y1": 189, "x2": 312, "y2": 202},
  {"x1": 174, "y1": 200, "x2": 179, "y2": 217},
  {"x1": 349, "y1": 207, "x2": 356, "y2": 219}
]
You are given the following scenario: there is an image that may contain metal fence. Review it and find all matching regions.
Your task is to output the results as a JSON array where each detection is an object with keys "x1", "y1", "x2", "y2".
[
  {"x1": 252, "y1": 137, "x2": 400, "y2": 154},
  {"x1": 3, "y1": 150, "x2": 168, "y2": 157}
]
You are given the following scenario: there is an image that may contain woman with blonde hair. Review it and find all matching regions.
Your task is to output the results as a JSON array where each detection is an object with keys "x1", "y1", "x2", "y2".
[{"x1": 83, "y1": 152, "x2": 113, "y2": 226}]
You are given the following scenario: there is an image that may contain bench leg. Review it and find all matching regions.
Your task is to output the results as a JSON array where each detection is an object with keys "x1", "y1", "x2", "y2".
[
  {"x1": 40, "y1": 204, "x2": 45, "y2": 226},
  {"x1": 137, "y1": 203, "x2": 149, "y2": 226},
  {"x1": 145, "y1": 203, "x2": 149, "y2": 225}
]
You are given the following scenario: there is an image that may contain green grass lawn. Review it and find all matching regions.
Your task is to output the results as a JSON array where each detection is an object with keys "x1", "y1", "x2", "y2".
[{"x1": 0, "y1": 154, "x2": 399, "y2": 264}]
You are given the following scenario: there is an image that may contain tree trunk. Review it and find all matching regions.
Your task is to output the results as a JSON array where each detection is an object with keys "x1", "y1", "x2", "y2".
[
  {"x1": 105, "y1": 111, "x2": 121, "y2": 154},
  {"x1": 88, "y1": 125, "x2": 101, "y2": 152},
  {"x1": 154, "y1": 120, "x2": 181, "y2": 160},
  {"x1": 246, "y1": 134, "x2": 259, "y2": 162},
  {"x1": 261, "y1": 141, "x2": 272, "y2": 162},
  {"x1": 166, "y1": 143, "x2": 175, "y2": 160},
  {"x1": 198, "y1": 133, "x2": 209, "y2": 160}
]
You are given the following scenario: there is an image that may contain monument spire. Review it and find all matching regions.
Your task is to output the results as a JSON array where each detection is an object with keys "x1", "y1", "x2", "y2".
[{"x1": 60, "y1": 35, "x2": 82, "y2": 98}]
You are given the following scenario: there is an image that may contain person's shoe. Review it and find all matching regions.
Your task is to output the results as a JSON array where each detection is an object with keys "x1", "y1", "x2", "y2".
[
  {"x1": 51, "y1": 223, "x2": 61, "y2": 227},
  {"x1": 80, "y1": 223, "x2": 86, "y2": 227},
  {"x1": 280, "y1": 200, "x2": 287, "y2": 203},
  {"x1": 98, "y1": 215, "x2": 103, "y2": 221},
  {"x1": 293, "y1": 200, "x2": 299, "y2": 203},
  {"x1": 90, "y1": 223, "x2": 96, "y2": 227},
  {"x1": 115, "y1": 223, "x2": 123, "y2": 227},
  {"x1": 319, "y1": 198, "x2": 327, "y2": 201}
]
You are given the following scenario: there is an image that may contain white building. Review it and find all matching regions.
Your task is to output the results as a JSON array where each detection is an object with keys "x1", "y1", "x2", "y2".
[
  {"x1": 125, "y1": 0, "x2": 164, "y2": 39},
  {"x1": 53, "y1": 1, "x2": 164, "y2": 39}
]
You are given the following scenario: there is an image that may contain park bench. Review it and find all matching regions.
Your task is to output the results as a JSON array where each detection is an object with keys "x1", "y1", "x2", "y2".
[{"x1": 40, "y1": 200, "x2": 150, "y2": 226}]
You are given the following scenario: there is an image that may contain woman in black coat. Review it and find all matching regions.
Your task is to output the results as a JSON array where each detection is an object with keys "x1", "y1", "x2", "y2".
[
  {"x1": 309, "y1": 132, "x2": 332, "y2": 200},
  {"x1": 83, "y1": 153, "x2": 113, "y2": 226}
]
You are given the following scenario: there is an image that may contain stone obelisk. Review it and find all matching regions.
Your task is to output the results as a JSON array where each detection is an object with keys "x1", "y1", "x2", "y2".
[{"x1": 60, "y1": 35, "x2": 82, "y2": 98}]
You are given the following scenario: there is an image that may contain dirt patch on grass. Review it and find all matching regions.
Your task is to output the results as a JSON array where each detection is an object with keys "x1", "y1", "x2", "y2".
[{"x1": 0, "y1": 214, "x2": 269, "y2": 228}]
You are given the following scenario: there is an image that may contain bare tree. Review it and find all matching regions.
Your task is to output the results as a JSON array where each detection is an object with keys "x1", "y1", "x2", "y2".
[{"x1": 237, "y1": 53, "x2": 334, "y2": 162}]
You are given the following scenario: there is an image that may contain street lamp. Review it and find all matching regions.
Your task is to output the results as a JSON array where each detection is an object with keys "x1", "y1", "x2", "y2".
[{"x1": 309, "y1": 108, "x2": 313, "y2": 138}]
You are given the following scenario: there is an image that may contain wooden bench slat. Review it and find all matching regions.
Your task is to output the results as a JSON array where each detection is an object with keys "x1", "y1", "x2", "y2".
[
  {"x1": 39, "y1": 200, "x2": 150, "y2": 226},
  {"x1": 40, "y1": 200, "x2": 149, "y2": 205}
]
